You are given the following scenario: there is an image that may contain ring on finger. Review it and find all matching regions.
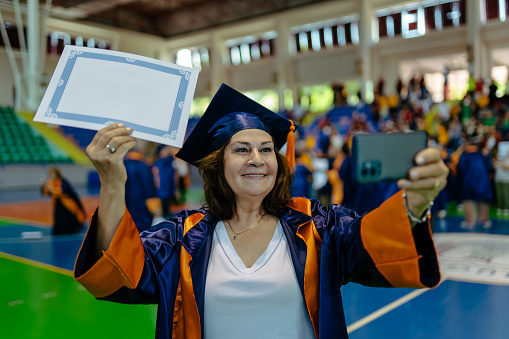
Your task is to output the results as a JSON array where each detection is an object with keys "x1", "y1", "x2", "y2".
[
  {"x1": 106, "y1": 144, "x2": 117, "y2": 153},
  {"x1": 433, "y1": 177, "x2": 440, "y2": 190}
]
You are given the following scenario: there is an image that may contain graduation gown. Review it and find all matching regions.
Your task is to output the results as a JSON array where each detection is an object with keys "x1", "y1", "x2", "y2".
[
  {"x1": 42, "y1": 177, "x2": 86, "y2": 235},
  {"x1": 124, "y1": 151, "x2": 158, "y2": 231},
  {"x1": 74, "y1": 193, "x2": 440, "y2": 338},
  {"x1": 456, "y1": 148, "x2": 494, "y2": 201}
]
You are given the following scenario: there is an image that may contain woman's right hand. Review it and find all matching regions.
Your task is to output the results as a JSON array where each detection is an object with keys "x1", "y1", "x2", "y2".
[
  {"x1": 86, "y1": 123, "x2": 137, "y2": 254},
  {"x1": 86, "y1": 123, "x2": 137, "y2": 188}
]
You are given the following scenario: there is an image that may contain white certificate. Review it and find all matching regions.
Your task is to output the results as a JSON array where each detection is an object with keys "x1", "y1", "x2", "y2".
[{"x1": 34, "y1": 45, "x2": 200, "y2": 148}]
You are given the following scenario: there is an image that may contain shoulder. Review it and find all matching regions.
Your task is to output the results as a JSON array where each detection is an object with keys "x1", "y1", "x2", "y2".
[
  {"x1": 285, "y1": 197, "x2": 355, "y2": 219},
  {"x1": 141, "y1": 208, "x2": 211, "y2": 243},
  {"x1": 164, "y1": 208, "x2": 209, "y2": 225}
]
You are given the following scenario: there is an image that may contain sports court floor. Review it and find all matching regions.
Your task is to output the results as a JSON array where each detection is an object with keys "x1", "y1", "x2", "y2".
[{"x1": 1, "y1": 188, "x2": 509, "y2": 338}]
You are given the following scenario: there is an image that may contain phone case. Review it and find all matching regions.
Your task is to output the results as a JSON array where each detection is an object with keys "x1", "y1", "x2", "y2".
[{"x1": 351, "y1": 131, "x2": 428, "y2": 184}]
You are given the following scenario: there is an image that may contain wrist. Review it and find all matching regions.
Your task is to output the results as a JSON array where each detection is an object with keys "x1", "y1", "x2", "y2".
[
  {"x1": 402, "y1": 190, "x2": 433, "y2": 223},
  {"x1": 100, "y1": 182, "x2": 125, "y2": 196}
]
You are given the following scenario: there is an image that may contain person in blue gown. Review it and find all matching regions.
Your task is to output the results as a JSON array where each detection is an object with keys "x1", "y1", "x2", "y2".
[
  {"x1": 456, "y1": 137, "x2": 494, "y2": 228},
  {"x1": 124, "y1": 142, "x2": 161, "y2": 232},
  {"x1": 153, "y1": 145, "x2": 177, "y2": 219}
]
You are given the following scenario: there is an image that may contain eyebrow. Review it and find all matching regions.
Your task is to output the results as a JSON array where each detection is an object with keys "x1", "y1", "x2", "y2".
[{"x1": 231, "y1": 140, "x2": 273, "y2": 146}]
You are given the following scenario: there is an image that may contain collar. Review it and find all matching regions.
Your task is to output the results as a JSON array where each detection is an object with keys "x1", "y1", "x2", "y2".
[
  {"x1": 125, "y1": 151, "x2": 145, "y2": 161},
  {"x1": 465, "y1": 145, "x2": 478, "y2": 153},
  {"x1": 279, "y1": 197, "x2": 314, "y2": 231}
]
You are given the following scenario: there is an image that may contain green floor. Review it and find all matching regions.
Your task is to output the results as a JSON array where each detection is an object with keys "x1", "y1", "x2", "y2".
[
  {"x1": 445, "y1": 201, "x2": 509, "y2": 219},
  {"x1": 0, "y1": 255, "x2": 157, "y2": 338}
]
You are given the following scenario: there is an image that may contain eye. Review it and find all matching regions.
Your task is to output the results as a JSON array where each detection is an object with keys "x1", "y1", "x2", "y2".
[
  {"x1": 260, "y1": 147, "x2": 273, "y2": 153},
  {"x1": 234, "y1": 147, "x2": 248, "y2": 153}
]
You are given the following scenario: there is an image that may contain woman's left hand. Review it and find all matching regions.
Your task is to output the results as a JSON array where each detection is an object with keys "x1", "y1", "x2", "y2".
[{"x1": 397, "y1": 148, "x2": 450, "y2": 219}]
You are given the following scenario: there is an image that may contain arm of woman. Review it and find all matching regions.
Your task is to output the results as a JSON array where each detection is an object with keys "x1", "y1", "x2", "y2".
[
  {"x1": 76, "y1": 123, "x2": 174, "y2": 303},
  {"x1": 310, "y1": 148, "x2": 447, "y2": 289},
  {"x1": 84, "y1": 123, "x2": 137, "y2": 257}
]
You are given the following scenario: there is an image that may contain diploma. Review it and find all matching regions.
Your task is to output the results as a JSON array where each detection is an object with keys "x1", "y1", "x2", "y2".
[{"x1": 34, "y1": 45, "x2": 200, "y2": 148}]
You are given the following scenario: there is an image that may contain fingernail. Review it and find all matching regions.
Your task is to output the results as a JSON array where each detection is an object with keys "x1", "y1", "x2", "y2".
[
  {"x1": 410, "y1": 170, "x2": 418, "y2": 179},
  {"x1": 416, "y1": 156, "x2": 425, "y2": 165},
  {"x1": 117, "y1": 123, "x2": 125, "y2": 127},
  {"x1": 126, "y1": 127, "x2": 133, "y2": 132},
  {"x1": 399, "y1": 180, "x2": 411, "y2": 188}
]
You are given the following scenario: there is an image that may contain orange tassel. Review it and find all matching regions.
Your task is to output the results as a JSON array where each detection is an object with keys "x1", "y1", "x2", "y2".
[{"x1": 286, "y1": 120, "x2": 296, "y2": 172}]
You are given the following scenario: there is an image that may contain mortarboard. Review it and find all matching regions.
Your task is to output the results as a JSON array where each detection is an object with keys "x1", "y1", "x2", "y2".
[{"x1": 176, "y1": 83, "x2": 296, "y2": 169}]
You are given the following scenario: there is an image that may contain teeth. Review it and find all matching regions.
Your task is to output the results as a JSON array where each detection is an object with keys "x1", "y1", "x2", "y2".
[{"x1": 243, "y1": 174, "x2": 264, "y2": 177}]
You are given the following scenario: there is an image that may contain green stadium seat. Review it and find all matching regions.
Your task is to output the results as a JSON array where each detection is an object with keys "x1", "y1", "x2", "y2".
[
  {"x1": 9, "y1": 153, "x2": 21, "y2": 162},
  {"x1": 0, "y1": 153, "x2": 10, "y2": 163},
  {"x1": 30, "y1": 153, "x2": 42, "y2": 162}
]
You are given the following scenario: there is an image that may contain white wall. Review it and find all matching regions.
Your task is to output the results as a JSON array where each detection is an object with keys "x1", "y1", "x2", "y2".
[{"x1": 0, "y1": 163, "x2": 91, "y2": 190}]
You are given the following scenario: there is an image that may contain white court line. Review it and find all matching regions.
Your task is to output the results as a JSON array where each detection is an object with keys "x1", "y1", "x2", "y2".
[
  {"x1": 42, "y1": 292, "x2": 57, "y2": 298},
  {"x1": 347, "y1": 288, "x2": 430, "y2": 333},
  {"x1": 8, "y1": 300, "x2": 24, "y2": 306},
  {"x1": 0, "y1": 233, "x2": 87, "y2": 244}
]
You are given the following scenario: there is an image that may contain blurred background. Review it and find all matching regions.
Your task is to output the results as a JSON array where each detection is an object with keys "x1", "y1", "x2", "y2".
[{"x1": 1, "y1": 0, "x2": 509, "y2": 338}]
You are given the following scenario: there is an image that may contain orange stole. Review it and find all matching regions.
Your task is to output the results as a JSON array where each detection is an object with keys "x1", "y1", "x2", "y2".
[
  {"x1": 43, "y1": 178, "x2": 86, "y2": 224},
  {"x1": 286, "y1": 197, "x2": 322, "y2": 339},
  {"x1": 172, "y1": 212, "x2": 205, "y2": 339}
]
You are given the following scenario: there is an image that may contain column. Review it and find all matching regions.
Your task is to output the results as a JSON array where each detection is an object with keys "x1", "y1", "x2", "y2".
[
  {"x1": 466, "y1": 0, "x2": 482, "y2": 80},
  {"x1": 210, "y1": 32, "x2": 225, "y2": 94},
  {"x1": 275, "y1": 19, "x2": 290, "y2": 112},
  {"x1": 27, "y1": 0, "x2": 40, "y2": 111},
  {"x1": 359, "y1": 0, "x2": 374, "y2": 103}
]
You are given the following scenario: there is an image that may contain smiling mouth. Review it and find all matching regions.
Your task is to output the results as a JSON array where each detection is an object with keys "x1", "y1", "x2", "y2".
[{"x1": 242, "y1": 174, "x2": 266, "y2": 178}]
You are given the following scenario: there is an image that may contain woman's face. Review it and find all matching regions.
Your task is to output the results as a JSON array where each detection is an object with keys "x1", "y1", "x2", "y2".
[
  {"x1": 223, "y1": 129, "x2": 278, "y2": 201},
  {"x1": 48, "y1": 170, "x2": 58, "y2": 180}
]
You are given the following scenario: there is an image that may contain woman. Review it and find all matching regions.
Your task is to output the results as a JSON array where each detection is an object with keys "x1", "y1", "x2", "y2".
[
  {"x1": 456, "y1": 136, "x2": 494, "y2": 229},
  {"x1": 41, "y1": 167, "x2": 86, "y2": 235},
  {"x1": 74, "y1": 84, "x2": 448, "y2": 338}
]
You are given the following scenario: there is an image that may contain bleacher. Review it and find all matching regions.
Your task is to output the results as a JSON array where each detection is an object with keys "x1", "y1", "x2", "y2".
[{"x1": 0, "y1": 106, "x2": 72, "y2": 164}]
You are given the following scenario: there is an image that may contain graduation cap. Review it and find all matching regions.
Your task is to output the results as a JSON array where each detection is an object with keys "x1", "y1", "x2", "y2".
[{"x1": 176, "y1": 83, "x2": 296, "y2": 169}]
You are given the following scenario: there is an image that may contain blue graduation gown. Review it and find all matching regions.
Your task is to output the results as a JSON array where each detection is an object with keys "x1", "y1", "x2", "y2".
[
  {"x1": 457, "y1": 150, "x2": 494, "y2": 201},
  {"x1": 74, "y1": 193, "x2": 440, "y2": 339},
  {"x1": 124, "y1": 152, "x2": 158, "y2": 231}
]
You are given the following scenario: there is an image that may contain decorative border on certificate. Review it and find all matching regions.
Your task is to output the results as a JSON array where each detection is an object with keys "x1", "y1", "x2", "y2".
[{"x1": 34, "y1": 46, "x2": 199, "y2": 148}]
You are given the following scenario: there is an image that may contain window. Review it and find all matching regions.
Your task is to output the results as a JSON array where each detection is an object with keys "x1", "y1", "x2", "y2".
[
  {"x1": 377, "y1": 0, "x2": 466, "y2": 40},
  {"x1": 291, "y1": 16, "x2": 359, "y2": 54},
  {"x1": 46, "y1": 31, "x2": 110, "y2": 55},
  {"x1": 176, "y1": 47, "x2": 210, "y2": 69},
  {"x1": 227, "y1": 32, "x2": 277, "y2": 65}
]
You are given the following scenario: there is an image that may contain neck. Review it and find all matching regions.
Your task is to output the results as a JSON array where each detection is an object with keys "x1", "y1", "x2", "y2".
[{"x1": 231, "y1": 198, "x2": 264, "y2": 227}]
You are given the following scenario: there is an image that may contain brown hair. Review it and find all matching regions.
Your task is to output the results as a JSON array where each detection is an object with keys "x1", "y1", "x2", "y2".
[
  {"x1": 197, "y1": 142, "x2": 293, "y2": 220},
  {"x1": 48, "y1": 167, "x2": 62, "y2": 179}
]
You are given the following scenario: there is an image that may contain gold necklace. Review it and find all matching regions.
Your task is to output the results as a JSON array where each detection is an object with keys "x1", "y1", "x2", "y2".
[{"x1": 227, "y1": 214, "x2": 265, "y2": 240}]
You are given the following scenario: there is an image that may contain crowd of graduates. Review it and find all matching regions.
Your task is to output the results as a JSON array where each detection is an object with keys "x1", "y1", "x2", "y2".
[{"x1": 289, "y1": 75, "x2": 509, "y2": 230}]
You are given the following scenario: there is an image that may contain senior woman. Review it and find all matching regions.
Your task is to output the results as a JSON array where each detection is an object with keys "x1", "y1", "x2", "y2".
[{"x1": 74, "y1": 84, "x2": 448, "y2": 339}]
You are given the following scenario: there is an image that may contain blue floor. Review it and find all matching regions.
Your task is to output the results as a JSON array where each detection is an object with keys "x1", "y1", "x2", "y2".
[{"x1": 347, "y1": 280, "x2": 509, "y2": 339}]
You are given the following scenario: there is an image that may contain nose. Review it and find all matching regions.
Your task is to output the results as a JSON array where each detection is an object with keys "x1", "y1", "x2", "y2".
[{"x1": 248, "y1": 150, "x2": 264, "y2": 166}]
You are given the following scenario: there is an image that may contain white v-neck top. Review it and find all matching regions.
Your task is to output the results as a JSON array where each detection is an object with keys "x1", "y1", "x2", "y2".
[{"x1": 203, "y1": 221, "x2": 315, "y2": 339}]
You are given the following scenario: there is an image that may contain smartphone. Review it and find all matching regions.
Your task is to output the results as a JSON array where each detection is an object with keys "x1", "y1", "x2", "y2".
[{"x1": 351, "y1": 131, "x2": 428, "y2": 184}]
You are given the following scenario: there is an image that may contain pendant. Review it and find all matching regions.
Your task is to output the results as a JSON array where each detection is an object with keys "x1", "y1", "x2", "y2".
[{"x1": 233, "y1": 236, "x2": 237, "y2": 240}]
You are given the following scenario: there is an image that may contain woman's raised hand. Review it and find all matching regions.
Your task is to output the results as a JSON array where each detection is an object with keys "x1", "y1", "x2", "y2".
[
  {"x1": 86, "y1": 123, "x2": 137, "y2": 188},
  {"x1": 397, "y1": 147, "x2": 450, "y2": 218}
]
